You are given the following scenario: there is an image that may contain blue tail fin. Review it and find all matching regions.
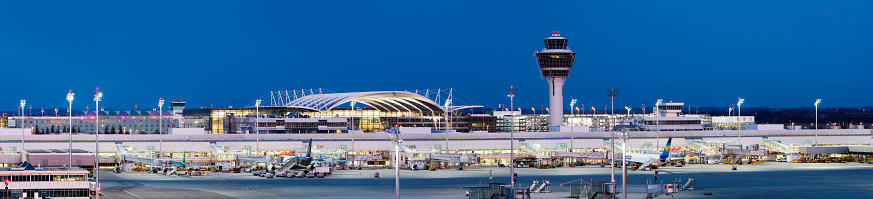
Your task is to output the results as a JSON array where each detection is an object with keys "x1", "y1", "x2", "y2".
[{"x1": 659, "y1": 138, "x2": 672, "y2": 161}]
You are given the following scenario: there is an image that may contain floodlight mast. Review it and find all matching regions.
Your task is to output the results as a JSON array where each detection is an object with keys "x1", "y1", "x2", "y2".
[
  {"x1": 568, "y1": 97, "x2": 578, "y2": 152},
  {"x1": 606, "y1": 88, "x2": 618, "y2": 183},
  {"x1": 569, "y1": 98, "x2": 577, "y2": 115},
  {"x1": 388, "y1": 127, "x2": 403, "y2": 199},
  {"x1": 158, "y1": 98, "x2": 165, "y2": 160},
  {"x1": 655, "y1": 99, "x2": 662, "y2": 148},
  {"x1": 737, "y1": 98, "x2": 744, "y2": 144},
  {"x1": 815, "y1": 99, "x2": 821, "y2": 145},
  {"x1": 255, "y1": 99, "x2": 262, "y2": 154},
  {"x1": 20, "y1": 100, "x2": 25, "y2": 161},
  {"x1": 505, "y1": 86, "x2": 517, "y2": 188},
  {"x1": 66, "y1": 91, "x2": 74, "y2": 168},
  {"x1": 350, "y1": 101, "x2": 356, "y2": 154},
  {"x1": 621, "y1": 128, "x2": 629, "y2": 199},
  {"x1": 93, "y1": 88, "x2": 102, "y2": 199},
  {"x1": 729, "y1": 104, "x2": 734, "y2": 131}
]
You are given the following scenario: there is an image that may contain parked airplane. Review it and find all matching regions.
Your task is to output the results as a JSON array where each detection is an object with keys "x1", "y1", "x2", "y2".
[
  {"x1": 622, "y1": 138, "x2": 690, "y2": 170},
  {"x1": 277, "y1": 139, "x2": 359, "y2": 173},
  {"x1": 169, "y1": 151, "x2": 188, "y2": 167}
]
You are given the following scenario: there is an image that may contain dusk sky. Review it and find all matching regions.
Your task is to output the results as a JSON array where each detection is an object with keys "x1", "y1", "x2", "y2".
[{"x1": 1, "y1": 1, "x2": 871, "y2": 112}]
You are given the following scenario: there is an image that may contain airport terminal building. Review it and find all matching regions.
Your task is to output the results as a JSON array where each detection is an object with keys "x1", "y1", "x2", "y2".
[{"x1": 0, "y1": 90, "x2": 871, "y2": 174}]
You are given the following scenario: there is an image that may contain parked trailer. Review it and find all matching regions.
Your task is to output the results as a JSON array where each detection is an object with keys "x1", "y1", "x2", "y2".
[{"x1": 314, "y1": 167, "x2": 332, "y2": 175}]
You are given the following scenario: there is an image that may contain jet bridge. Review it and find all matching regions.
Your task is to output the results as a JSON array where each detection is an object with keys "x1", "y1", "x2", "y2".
[
  {"x1": 115, "y1": 142, "x2": 162, "y2": 170},
  {"x1": 519, "y1": 142, "x2": 558, "y2": 159},
  {"x1": 210, "y1": 142, "x2": 249, "y2": 170},
  {"x1": 602, "y1": 141, "x2": 626, "y2": 154},
  {"x1": 396, "y1": 144, "x2": 476, "y2": 169},
  {"x1": 428, "y1": 153, "x2": 477, "y2": 165},
  {"x1": 237, "y1": 155, "x2": 274, "y2": 163},
  {"x1": 763, "y1": 139, "x2": 799, "y2": 154},
  {"x1": 686, "y1": 139, "x2": 719, "y2": 155}
]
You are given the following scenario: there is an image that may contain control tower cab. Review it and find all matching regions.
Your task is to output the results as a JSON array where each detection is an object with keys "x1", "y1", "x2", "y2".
[
  {"x1": 657, "y1": 102, "x2": 684, "y2": 117},
  {"x1": 171, "y1": 99, "x2": 186, "y2": 115},
  {"x1": 534, "y1": 32, "x2": 576, "y2": 129}
]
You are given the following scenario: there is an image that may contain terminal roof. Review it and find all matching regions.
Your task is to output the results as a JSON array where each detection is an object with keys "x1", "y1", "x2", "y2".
[{"x1": 284, "y1": 91, "x2": 446, "y2": 113}]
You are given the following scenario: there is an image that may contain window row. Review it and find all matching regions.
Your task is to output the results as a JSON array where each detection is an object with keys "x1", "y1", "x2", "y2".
[{"x1": 0, "y1": 174, "x2": 86, "y2": 182}]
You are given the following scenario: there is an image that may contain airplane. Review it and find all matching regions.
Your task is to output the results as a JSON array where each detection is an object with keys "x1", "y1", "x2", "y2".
[
  {"x1": 621, "y1": 138, "x2": 691, "y2": 170},
  {"x1": 169, "y1": 151, "x2": 188, "y2": 167},
  {"x1": 276, "y1": 138, "x2": 360, "y2": 173}
]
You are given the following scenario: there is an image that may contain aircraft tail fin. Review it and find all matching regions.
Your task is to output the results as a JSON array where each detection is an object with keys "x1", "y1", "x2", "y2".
[
  {"x1": 659, "y1": 138, "x2": 672, "y2": 161},
  {"x1": 306, "y1": 138, "x2": 313, "y2": 158}
]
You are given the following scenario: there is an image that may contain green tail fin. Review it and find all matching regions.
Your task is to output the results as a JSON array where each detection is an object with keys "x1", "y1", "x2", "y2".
[{"x1": 306, "y1": 138, "x2": 312, "y2": 158}]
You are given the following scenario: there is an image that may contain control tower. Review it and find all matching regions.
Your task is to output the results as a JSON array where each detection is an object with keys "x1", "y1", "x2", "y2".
[{"x1": 534, "y1": 32, "x2": 576, "y2": 129}]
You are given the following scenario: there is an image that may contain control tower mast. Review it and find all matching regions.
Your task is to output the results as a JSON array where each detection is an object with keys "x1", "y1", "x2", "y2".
[{"x1": 534, "y1": 32, "x2": 576, "y2": 129}]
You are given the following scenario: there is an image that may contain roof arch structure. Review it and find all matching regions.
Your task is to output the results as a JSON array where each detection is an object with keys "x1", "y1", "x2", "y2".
[{"x1": 284, "y1": 91, "x2": 446, "y2": 113}]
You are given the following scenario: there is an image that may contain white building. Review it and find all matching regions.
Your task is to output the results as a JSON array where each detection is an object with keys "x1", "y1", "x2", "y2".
[
  {"x1": 711, "y1": 116, "x2": 756, "y2": 130},
  {"x1": 0, "y1": 163, "x2": 91, "y2": 199},
  {"x1": 632, "y1": 102, "x2": 707, "y2": 131}
]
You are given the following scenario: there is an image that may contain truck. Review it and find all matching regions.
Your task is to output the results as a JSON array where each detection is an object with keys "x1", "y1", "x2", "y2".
[{"x1": 314, "y1": 167, "x2": 332, "y2": 175}]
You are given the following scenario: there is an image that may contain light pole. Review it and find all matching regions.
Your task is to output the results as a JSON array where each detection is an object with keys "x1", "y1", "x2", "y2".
[
  {"x1": 444, "y1": 97, "x2": 452, "y2": 152},
  {"x1": 737, "y1": 98, "x2": 744, "y2": 144},
  {"x1": 729, "y1": 105, "x2": 734, "y2": 130},
  {"x1": 66, "y1": 91, "x2": 74, "y2": 167},
  {"x1": 570, "y1": 97, "x2": 577, "y2": 115},
  {"x1": 569, "y1": 98, "x2": 578, "y2": 152},
  {"x1": 506, "y1": 86, "x2": 517, "y2": 188},
  {"x1": 255, "y1": 99, "x2": 262, "y2": 154},
  {"x1": 815, "y1": 99, "x2": 821, "y2": 145},
  {"x1": 19, "y1": 100, "x2": 25, "y2": 119},
  {"x1": 625, "y1": 106, "x2": 631, "y2": 115},
  {"x1": 93, "y1": 88, "x2": 102, "y2": 199},
  {"x1": 350, "y1": 101, "x2": 356, "y2": 154},
  {"x1": 621, "y1": 128, "x2": 629, "y2": 199},
  {"x1": 606, "y1": 88, "x2": 618, "y2": 183},
  {"x1": 19, "y1": 100, "x2": 25, "y2": 156},
  {"x1": 158, "y1": 98, "x2": 165, "y2": 159},
  {"x1": 388, "y1": 127, "x2": 403, "y2": 199}
]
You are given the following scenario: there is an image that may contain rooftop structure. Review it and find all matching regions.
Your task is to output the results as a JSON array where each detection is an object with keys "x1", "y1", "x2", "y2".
[{"x1": 283, "y1": 91, "x2": 445, "y2": 113}]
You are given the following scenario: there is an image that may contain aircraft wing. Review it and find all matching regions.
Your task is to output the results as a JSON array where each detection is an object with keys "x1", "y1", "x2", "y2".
[
  {"x1": 623, "y1": 153, "x2": 659, "y2": 164},
  {"x1": 668, "y1": 156, "x2": 696, "y2": 160},
  {"x1": 315, "y1": 159, "x2": 364, "y2": 163}
]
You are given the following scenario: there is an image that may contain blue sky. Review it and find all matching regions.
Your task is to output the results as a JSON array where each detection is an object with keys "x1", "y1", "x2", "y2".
[{"x1": 1, "y1": 1, "x2": 871, "y2": 112}]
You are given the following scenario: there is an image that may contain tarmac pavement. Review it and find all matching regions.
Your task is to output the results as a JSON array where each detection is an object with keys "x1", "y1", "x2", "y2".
[{"x1": 97, "y1": 162, "x2": 873, "y2": 198}]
